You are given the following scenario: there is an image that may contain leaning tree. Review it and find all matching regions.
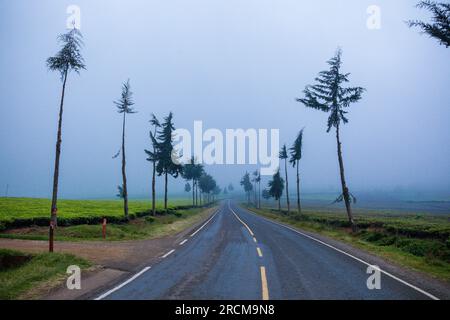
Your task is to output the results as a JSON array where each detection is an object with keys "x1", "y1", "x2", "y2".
[
  {"x1": 182, "y1": 157, "x2": 197, "y2": 207},
  {"x1": 114, "y1": 79, "x2": 137, "y2": 219},
  {"x1": 408, "y1": 1, "x2": 450, "y2": 47},
  {"x1": 279, "y1": 145, "x2": 290, "y2": 213},
  {"x1": 297, "y1": 49, "x2": 365, "y2": 230},
  {"x1": 152, "y1": 112, "x2": 182, "y2": 211},
  {"x1": 240, "y1": 172, "x2": 253, "y2": 205},
  {"x1": 193, "y1": 161, "x2": 204, "y2": 206},
  {"x1": 289, "y1": 128, "x2": 305, "y2": 214},
  {"x1": 144, "y1": 114, "x2": 161, "y2": 215},
  {"x1": 255, "y1": 169, "x2": 261, "y2": 209},
  {"x1": 268, "y1": 169, "x2": 284, "y2": 212},
  {"x1": 46, "y1": 28, "x2": 86, "y2": 252}
]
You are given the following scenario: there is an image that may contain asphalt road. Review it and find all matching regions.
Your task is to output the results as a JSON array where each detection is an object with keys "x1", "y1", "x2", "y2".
[{"x1": 97, "y1": 200, "x2": 436, "y2": 300}]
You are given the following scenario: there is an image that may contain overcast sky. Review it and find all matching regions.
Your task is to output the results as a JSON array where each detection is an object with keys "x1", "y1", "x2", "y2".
[{"x1": 0, "y1": 0, "x2": 449, "y2": 199}]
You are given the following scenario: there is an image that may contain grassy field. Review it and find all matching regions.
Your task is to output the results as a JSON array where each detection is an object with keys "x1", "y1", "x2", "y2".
[
  {"x1": 0, "y1": 206, "x2": 216, "y2": 241},
  {"x1": 245, "y1": 206, "x2": 450, "y2": 282},
  {"x1": 0, "y1": 197, "x2": 192, "y2": 229},
  {"x1": 0, "y1": 248, "x2": 90, "y2": 299},
  {"x1": 0, "y1": 197, "x2": 190, "y2": 221},
  {"x1": 0, "y1": 201, "x2": 216, "y2": 299}
]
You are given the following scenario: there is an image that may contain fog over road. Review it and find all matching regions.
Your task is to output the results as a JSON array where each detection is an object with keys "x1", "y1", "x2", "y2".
[{"x1": 97, "y1": 201, "x2": 437, "y2": 300}]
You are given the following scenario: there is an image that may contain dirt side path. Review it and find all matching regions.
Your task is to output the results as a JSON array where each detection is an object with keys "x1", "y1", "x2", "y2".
[{"x1": 0, "y1": 206, "x2": 218, "y2": 299}]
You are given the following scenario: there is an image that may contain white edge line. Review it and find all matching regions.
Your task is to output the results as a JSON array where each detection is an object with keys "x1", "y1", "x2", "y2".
[
  {"x1": 162, "y1": 249, "x2": 175, "y2": 258},
  {"x1": 233, "y1": 202, "x2": 440, "y2": 301},
  {"x1": 179, "y1": 239, "x2": 188, "y2": 246},
  {"x1": 190, "y1": 209, "x2": 220, "y2": 237},
  {"x1": 94, "y1": 266, "x2": 151, "y2": 300},
  {"x1": 228, "y1": 202, "x2": 255, "y2": 237}
]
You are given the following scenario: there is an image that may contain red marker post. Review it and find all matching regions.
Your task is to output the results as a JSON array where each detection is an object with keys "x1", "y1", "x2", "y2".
[
  {"x1": 49, "y1": 220, "x2": 55, "y2": 252},
  {"x1": 102, "y1": 218, "x2": 107, "y2": 239}
]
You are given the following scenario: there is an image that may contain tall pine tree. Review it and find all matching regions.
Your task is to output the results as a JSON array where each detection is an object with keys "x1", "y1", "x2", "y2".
[
  {"x1": 279, "y1": 145, "x2": 290, "y2": 213},
  {"x1": 182, "y1": 157, "x2": 197, "y2": 207},
  {"x1": 240, "y1": 172, "x2": 253, "y2": 205},
  {"x1": 114, "y1": 79, "x2": 137, "y2": 219},
  {"x1": 268, "y1": 169, "x2": 284, "y2": 212},
  {"x1": 290, "y1": 129, "x2": 305, "y2": 214},
  {"x1": 408, "y1": 1, "x2": 450, "y2": 47},
  {"x1": 151, "y1": 112, "x2": 182, "y2": 211},
  {"x1": 46, "y1": 28, "x2": 86, "y2": 252},
  {"x1": 144, "y1": 114, "x2": 161, "y2": 215},
  {"x1": 297, "y1": 49, "x2": 364, "y2": 230}
]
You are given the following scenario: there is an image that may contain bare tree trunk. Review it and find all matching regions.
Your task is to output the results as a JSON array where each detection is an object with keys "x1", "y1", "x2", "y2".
[
  {"x1": 296, "y1": 160, "x2": 302, "y2": 214},
  {"x1": 284, "y1": 158, "x2": 290, "y2": 213},
  {"x1": 121, "y1": 112, "x2": 129, "y2": 219},
  {"x1": 164, "y1": 171, "x2": 168, "y2": 211},
  {"x1": 49, "y1": 70, "x2": 68, "y2": 252},
  {"x1": 151, "y1": 127, "x2": 157, "y2": 216},
  {"x1": 192, "y1": 179, "x2": 195, "y2": 207},
  {"x1": 278, "y1": 198, "x2": 281, "y2": 212},
  {"x1": 254, "y1": 182, "x2": 257, "y2": 207},
  {"x1": 195, "y1": 181, "x2": 198, "y2": 206},
  {"x1": 336, "y1": 125, "x2": 356, "y2": 231},
  {"x1": 258, "y1": 180, "x2": 261, "y2": 209},
  {"x1": 151, "y1": 161, "x2": 156, "y2": 215}
]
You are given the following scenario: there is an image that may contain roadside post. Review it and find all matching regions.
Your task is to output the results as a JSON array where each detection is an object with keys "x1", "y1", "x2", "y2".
[{"x1": 102, "y1": 218, "x2": 107, "y2": 239}]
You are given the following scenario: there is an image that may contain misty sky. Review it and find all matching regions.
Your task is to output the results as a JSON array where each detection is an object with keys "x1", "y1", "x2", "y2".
[{"x1": 0, "y1": 0, "x2": 449, "y2": 199}]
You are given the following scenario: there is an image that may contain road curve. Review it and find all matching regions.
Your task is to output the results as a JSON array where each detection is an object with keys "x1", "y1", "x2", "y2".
[{"x1": 97, "y1": 200, "x2": 436, "y2": 300}]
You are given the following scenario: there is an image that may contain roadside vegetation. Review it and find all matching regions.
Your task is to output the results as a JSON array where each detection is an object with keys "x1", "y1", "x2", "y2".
[
  {"x1": 245, "y1": 205, "x2": 450, "y2": 281},
  {"x1": 0, "y1": 198, "x2": 191, "y2": 229},
  {"x1": 0, "y1": 205, "x2": 215, "y2": 242},
  {"x1": 0, "y1": 248, "x2": 90, "y2": 299},
  {"x1": 0, "y1": 197, "x2": 220, "y2": 241}
]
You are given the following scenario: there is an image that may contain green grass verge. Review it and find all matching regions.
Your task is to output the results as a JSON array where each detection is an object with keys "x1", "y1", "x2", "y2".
[
  {"x1": 245, "y1": 206, "x2": 450, "y2": 282},
  {"x1": 0, "y1": 197, "x2": 192, "y2": 230},
  {"x1": 0, "y1": 248, "x2": 90, "y2": 299},
  {"x1": 0, "y1": 206, "x2": 216, "y2": 241},
  {"x1": 0, "y1": 197, "x2": 190, "y2": 221}
]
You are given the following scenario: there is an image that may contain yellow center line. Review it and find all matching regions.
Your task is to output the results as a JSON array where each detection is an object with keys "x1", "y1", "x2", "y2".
[
  {"x1": 256, "y1": 247, "x2": 263, "y2": 257},
  {"x1": 229, "y1": 201, "x2": 269, "y2": 300},
  {"x1": 260, "y1": 266, "x2": 269, "y2": 300}
]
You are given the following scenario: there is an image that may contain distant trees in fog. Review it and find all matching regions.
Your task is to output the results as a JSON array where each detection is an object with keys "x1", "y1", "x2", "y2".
[{"x1": 240, "y1": 172, "x2": 253, "y2": 205}]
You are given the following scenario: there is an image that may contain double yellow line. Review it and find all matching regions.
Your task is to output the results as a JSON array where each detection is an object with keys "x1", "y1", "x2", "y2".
[{"x1": 229, "y1": 201, "x2": 269, "y2": 300}]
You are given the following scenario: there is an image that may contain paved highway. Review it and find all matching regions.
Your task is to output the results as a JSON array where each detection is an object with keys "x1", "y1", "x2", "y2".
[{"x1": 96, "y1": 200, "x2": 436, "y2": 300}]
